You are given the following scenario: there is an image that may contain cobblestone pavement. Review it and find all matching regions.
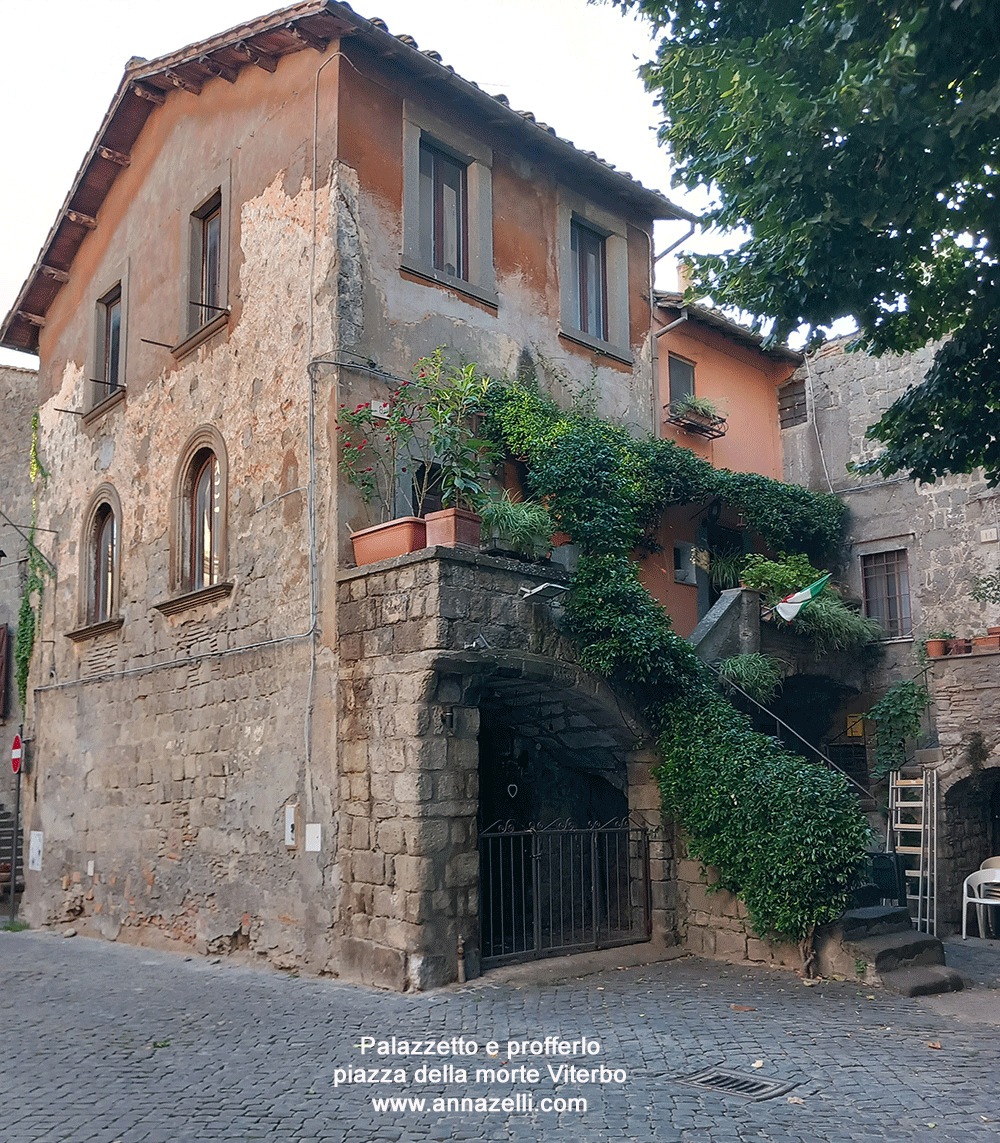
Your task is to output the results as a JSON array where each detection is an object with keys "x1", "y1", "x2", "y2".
[{"x1": 3, "y1": 930, "x2": 999, "y2": 1143}]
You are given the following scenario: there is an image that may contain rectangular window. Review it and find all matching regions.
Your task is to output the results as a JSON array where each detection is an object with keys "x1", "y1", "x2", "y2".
[
  {"x1": 861, "y1": 550, "x2": 912, "y2": 638},
  {"x1": 778, "y1": 377, "x2": 807, "y2": 428},
  {"x1": 99, "y1": 284, "x2": 122, "y2": 399},
  {"x1": 189, "y1": 190, "x2": 224, "y2": 333},
  {"x1": 571, "y1": 220, "x2": 607, "y2": 341},
  {"x1": 419, "y1": 141, "x2": 467, "y2": 280},
  {"x1": 668, "y1": 355, "x2": 695, "y2": 406}
]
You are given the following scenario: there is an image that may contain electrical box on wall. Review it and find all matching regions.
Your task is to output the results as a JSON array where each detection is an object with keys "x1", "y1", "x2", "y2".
[
  {"x1": 981, "y1": 527, "x2": 998, "y2": 543},
  {"x1": 284, "y1": 804, "x2": 299, "y2": 849}
]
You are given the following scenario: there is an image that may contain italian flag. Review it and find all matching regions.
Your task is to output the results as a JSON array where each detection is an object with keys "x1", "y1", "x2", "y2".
[{"x1": 775, "y1": 573, "x2": 831, "y2": 622}]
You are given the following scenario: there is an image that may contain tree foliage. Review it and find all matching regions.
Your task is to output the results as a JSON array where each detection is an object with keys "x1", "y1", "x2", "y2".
[{"x1": 612, "y1": 0, "x2": 1000, "y2": 480}]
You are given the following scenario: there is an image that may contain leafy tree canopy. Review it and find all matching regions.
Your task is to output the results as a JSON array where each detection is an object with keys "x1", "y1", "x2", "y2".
[{"x1": 612, "y1": 0, "x2": 1000, "y2": 481}]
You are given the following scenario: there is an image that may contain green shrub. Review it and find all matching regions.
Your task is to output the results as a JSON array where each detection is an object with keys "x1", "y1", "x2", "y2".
[
  {"x1": 868, "y1": 679, "x2": 930, "y2": 776},
  {"x1": 483, "y1": 376, "x2": 869, "y2": 951},
  {"x1": 716, "y1": 653, "x2": 785, "y2": 703}
]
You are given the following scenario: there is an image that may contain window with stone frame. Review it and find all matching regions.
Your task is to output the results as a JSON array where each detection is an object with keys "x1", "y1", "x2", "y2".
[
  {"x1": 861, "y1": 549, "x2": 912, "y2": 639},
  {"x1": 570, "y1": 219, "x2": 608, "y2": 342},
  {"x1": 419, "y1": 141, "x2": 467, "y2": 281}
]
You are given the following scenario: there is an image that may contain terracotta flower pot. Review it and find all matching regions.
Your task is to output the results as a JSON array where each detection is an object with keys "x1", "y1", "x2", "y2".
[
  {"x1": 925, "y1": 639, "x2": 948, "y2": 658},
  {"x1": 424, "y1": 508, "x2": 482, "y2": 549},
  {"x1": 947, "y1": 637, "x2": 972, "y2": 656},
  {"x1": 988, "y1": 627, "x2": 1000, "y2": 636},
  {"x1": 974, "y1": 635, "x2": 1000, "y2": 652},
  {"x1": 350, "y1": 517, "x2": 426, "y2": 566}
]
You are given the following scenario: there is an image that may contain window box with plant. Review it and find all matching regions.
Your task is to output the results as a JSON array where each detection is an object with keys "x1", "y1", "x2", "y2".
[
  {"x1": 664, "y1": 394, "x2": 728, "y2": 439},
  {"x1": 337, "y1": 350, "x2": 494, "y2": 565}
]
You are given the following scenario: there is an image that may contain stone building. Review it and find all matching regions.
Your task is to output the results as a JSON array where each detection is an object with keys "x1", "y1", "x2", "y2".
[
  {"x1": 0, "y1": 364, "x2": 39, "y2": 798},
  {"x1": 0, "y1": 2, "x2": 703, "y2": 987},
  {"x1": 782, "y1": 339, "x2": 1000, "y2": 930}
]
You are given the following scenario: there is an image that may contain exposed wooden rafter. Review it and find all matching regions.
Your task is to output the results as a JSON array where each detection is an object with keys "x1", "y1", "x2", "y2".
[
  {"x1": 16, "y1": 311, "x2": 45, "y2": 327},
  {"x1": 66, "y1": 210, "x2": 98, "y2": 229},
  {"x1": 40, "y1": 265, "x2": 70, "y2": 283},
  {"x1": 164, "y1": 69, "x2": 202, "y2": 95},
  {"x1": 133, "y1": 83, "x2": 166, "y2": 105},
  {"x1": 283, "y1": 21, "x2": 328, "y2": 53},
  {"x1": 197, "y1": 55, "x2": 239, "y2": 83},
  {"x1": 97, "y1": 145, "x2": 130, "y2": 167},
  {"x1": 234, "y1": 41, "x2": 278, "y2": 72}
]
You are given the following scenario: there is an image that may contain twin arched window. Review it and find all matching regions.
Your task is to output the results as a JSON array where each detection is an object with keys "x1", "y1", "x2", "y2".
[{"x1": 79, "y1": 428, "x2": 229, "y2": 628}]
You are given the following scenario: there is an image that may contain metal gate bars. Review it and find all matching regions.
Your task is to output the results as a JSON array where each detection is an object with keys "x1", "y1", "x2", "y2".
[{"x1": 479, "y1": 818, "x2": 652, "y2": 968}]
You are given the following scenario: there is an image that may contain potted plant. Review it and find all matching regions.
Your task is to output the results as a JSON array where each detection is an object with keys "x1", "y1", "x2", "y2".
[
  {"x1": 337, "y1": 350, "x2": 494, "y2": 563},
  {"x1": 337, "y1": 381, "x2": 428, "y2": 565},
  {"x1": 480, "y1": 493, "x2": 555, "y2": 561},
  {"x1": 666, "y1": 394, "x2": 727, "y2": 438},
  {"x1": 971, "y1": 573, "x2": 1000, "y2": 636},
  {"x1": 921, "y1": 630, "x2": 954, "y2": 660},
  {"x1": 974, "y1": 631, "x2": 1000, "y2": 652},
  {"x1": 413, "y1": 351, "x2": 494, "y2": 548}
]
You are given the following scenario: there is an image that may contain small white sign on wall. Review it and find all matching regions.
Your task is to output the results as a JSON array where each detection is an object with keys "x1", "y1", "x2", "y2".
[
  {"x1": 28, "y1": 831, "x2": 43, "y2": 872},
  {"x1": 305, "y1": 823, "x2": 321, "y2": 852}
]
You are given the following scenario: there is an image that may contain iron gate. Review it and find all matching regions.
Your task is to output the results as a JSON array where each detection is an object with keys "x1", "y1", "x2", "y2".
[{"x1": 479, "y1": 818, "x2": 651, "y2": 967}]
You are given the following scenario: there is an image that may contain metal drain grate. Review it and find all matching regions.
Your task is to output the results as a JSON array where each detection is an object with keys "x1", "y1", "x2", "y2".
[{"x1": 676, "y1": 1067, "x2": 798, "y2": 1101}]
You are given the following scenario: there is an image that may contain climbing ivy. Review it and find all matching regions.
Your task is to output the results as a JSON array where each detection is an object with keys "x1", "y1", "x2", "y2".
[
  {"x1": 483, "y1": 377, "x2": 869, "y2": 951},
  {"x1": 14, "y1": 410, "x2": 49, "y2": 713},
  {"x1": 868, "y1": 679, "x2": 930, "y2": 777},
  {"x1": 480, "y1": 379, "x2": 847, "y2": 558}
]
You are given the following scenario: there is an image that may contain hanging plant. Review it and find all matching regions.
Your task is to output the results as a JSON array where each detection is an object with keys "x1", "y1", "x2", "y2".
[
  {"x1": 868, "y1": 679, "x2": 930, "y2": 777},
  {"x1": 14, "y1": 410, "x2": 50, "y2": 712}
]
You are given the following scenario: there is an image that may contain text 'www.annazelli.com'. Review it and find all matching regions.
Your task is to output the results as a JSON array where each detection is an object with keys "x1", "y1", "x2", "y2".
[{"x1": 371, "y1": 1094, "x2": 587, "y2": 1114}]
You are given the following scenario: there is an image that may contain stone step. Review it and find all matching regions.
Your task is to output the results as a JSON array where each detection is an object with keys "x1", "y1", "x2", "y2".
[
  {"x1": 847, "y1": 931, "x2": 946, "y2": 973},
  {"x1": 880, "y1": 964, "x2": 965, "y2": 997},
  {"x1": 840, "y1": 906, "x2": 913, "y2": 941}
]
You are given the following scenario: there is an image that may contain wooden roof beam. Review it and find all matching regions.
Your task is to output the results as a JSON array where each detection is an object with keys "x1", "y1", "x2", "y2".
[
  {"x1": 97, "y1": 145, "x2": 130, "y2": 167},
  {"x1": 66, "y1": 210, "x2": 98, "y2": 229},
  {"x1": 40, "y1": 265, "x2": 70, "y2": 283},
  {"x1": 198, "y1": 55, "x2": 238, "y2": 83},
  {"x1": 234, "y1": 42, "x2": 278, "y2": 72},
  {"x1": 16, "y1": 311, "x2": 45, "y2": 327},
  {"x1": 133, "y1": 83, "x2": 166, "y2": 105},
  {"x1": 283, "y1": 22, "x2": 328, "y2": 53},
  {"x1": 164, "y1": 69, "x2": 202, "y2": 95}
]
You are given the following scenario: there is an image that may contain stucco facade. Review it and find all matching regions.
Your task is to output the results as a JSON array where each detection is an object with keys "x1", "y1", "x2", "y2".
[
  {"x1": 1, "y1": 3, "x2": 692, "y2": 984},
  {"x1": 641, "y1": 295, "x2": 800, "y2": 636}
]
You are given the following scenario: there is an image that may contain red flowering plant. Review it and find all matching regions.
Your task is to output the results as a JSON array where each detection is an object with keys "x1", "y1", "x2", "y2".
[{"x1": 336, "y1": 349, "x2": 495, "y2": 525}]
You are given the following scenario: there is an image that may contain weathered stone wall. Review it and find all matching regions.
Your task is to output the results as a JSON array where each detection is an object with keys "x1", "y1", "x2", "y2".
[
  {"x1": 918, "y1": 653, "x2": 1000, "y2": 930},
  {"x1": 674, "y1": 844, "x2": 800, "y2": 969},
  {"x1": 0, "y1": 363, "x2": 38, "y2": 804},
  {"x1": 17, "y1": 27, "x2": 666, "y2": 985},
  {"x1": 336, "y1": 547, "x2": 667, "y2": 988},
  {"x1": 783, "y1": 339, "x2": 998, "y2": 687}
]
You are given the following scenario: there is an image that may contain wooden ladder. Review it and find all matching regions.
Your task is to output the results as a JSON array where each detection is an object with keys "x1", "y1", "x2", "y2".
[{"x1": 888, "y1": 767, "x2": 938, "y2": 935}]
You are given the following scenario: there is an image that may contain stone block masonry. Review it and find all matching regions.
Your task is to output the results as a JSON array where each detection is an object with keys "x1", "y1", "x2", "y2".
[{"x1": 337, "y1": 546, "x2": 672, "y2": 989}]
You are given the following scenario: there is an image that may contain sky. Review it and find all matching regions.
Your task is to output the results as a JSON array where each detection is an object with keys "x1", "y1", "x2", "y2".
[{"x1": 0, "y1": 0, "x2": 718, "y2": 370}]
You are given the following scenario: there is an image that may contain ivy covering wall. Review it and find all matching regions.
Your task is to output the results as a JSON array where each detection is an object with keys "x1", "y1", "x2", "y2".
[{"x1": 482, "y1": 380, "x2": 870, "y2": 948}]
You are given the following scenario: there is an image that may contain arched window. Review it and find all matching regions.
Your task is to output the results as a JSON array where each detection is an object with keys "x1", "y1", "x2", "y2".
[
  {"x1": 190, "y1": 448, "x2": 221, "y2": 590},
  {"x1": 73, "y1": 485, "x2": 123, "y2": 635},
  {"x1": 93, "y1": 503, "x2": 116, "y2": 623},
  {"x1": 172, "y1": 427, "x2": 228, "y2": 596}
]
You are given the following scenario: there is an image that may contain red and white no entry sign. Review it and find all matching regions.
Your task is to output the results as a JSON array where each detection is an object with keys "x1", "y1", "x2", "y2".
[{"x1": 11, "y1": 734, "x2": 22, "y2": 775}]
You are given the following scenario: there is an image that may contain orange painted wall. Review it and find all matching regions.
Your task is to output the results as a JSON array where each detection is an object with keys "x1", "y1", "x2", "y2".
[{"x1": 637, "y1": 307, "x2": 797, "y2": 636}]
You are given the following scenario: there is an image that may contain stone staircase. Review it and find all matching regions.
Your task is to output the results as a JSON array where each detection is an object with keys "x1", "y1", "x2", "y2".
[{"x1": 817, "y1": 905, "x2": 964, "y2": 997}]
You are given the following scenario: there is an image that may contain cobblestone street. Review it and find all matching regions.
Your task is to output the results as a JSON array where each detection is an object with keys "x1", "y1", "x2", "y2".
[{"x1": 3, "y1": 930, "x2": 999, "y2": 1143}]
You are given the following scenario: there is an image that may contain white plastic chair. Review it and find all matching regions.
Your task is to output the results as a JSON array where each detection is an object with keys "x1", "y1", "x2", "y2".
[
  {"x1": 979, "y1": 858, "x2": 1000, "y2": 933},
  {"x1": 962, "y1": 869, "x2": 1000, "y2": 939}
]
